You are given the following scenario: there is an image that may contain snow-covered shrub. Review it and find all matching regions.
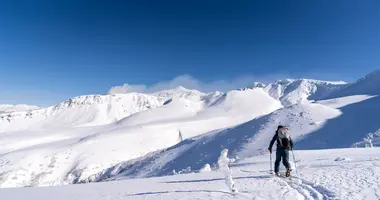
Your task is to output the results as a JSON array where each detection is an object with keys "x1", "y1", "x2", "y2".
[
  {"x1": 176, "y1": 166, "x2": 192, "y2": 174},
  {"x1": 217, "y1": 149, "x2": 237, "y2": 192},
  {"x1": 199, "y1": 163, "x2": 211, "y2": 173}
]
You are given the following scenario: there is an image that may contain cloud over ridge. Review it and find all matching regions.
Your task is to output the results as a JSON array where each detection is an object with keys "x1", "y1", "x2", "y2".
[{"x1": 107, "y1": 74, "x2": 287, "y2": 94}]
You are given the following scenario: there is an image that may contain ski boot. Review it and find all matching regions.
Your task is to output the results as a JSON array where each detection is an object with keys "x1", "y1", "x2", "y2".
[{"x1": 285, "y1": 168, "x2": 292, "y2": 177}]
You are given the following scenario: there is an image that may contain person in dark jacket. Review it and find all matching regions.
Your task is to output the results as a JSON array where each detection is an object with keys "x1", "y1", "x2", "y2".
[{"x1": 268, "y1": 125, "x2": 293, "y2": 176}]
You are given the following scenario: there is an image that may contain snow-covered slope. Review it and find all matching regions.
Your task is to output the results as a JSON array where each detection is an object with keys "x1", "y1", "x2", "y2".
[
  {"x1": 96, "y1": 93, "x2": 378, "y2": 181},
  {"x1": 118, "y1": 88, "x2": 282, "y2": 138},
  {"x1": 116, "y1": 97, "x2": 204, "y2": 126},
  {"x1": 2, "y1": 148, "x2": 380, "y2": 200},
  {"x1": 329, "y1": 69, "x2": 380, "y2": 98},
  {"x1": 296, "y1": 95, "x2": 380, "y2": 149},
  {"x1": 98, "y1": 99, "x2": 341, "y2": 180},
  {"x1": 0, "y1": 104, "x2": 39, "y2": 113},
  {"x1": 0, "y1": 88, "x2": 282, "y2": 187}
]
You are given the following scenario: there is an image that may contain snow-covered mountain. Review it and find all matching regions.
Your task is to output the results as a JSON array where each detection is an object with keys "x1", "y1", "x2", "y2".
[
  {"x1": 256, "y1": 79, "x2": 347, "y2": 106},
  {"x1": 0, "y1": 104, "x2": 39, "y2": 113},
  {"x1": 0, "y1": 87, "x2": 283, "y2": 187},
  {"x1": 151, "y1": 86, "x2": 207, "y2": 103},
  {"x1": 0, "y1": 69, "x2": 379, "y2": 191},
  {"x1": 0, "y1": 93, "x2": 161, "y2": 133}
]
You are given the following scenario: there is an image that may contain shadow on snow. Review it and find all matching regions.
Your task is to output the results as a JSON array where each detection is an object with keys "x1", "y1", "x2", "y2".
[
  {"x1": 95, "y1": 115, "x2": 271, "y2": 181},
  {"x1": 297, "y1": 95, "x2": 380, "y2": 149},
  {"x1": 127, "y1": 189, "x2": 233, "y2": 196},
  {"x1": 160, "y1": 175, "x2": 271, "y2": 184}
]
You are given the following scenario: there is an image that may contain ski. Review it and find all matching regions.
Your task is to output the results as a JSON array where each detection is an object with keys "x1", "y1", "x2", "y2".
[{"x1": 271, "y1": 172, "x2": 298, "y2": 179}]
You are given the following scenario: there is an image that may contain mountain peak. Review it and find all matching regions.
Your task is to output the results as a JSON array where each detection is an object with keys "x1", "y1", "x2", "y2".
[
  {"x1": 250, "y1": 82, "x2": 266, "y2": 88},
  {"x1": 152, "y1": 86, "x2": 205, "y2": 102},
  {"x1": 263, "y1": 78, "x2": 348, "y2": 106},
  {"x1": 173, "y1": 85, "x2": 188, "y2": 91},
  {"x1": 357, "y1": 69, "x2": 380, "y2": 83},
  {"x1": 274, "y1": 79, "x2": 295, "y2": 85}
]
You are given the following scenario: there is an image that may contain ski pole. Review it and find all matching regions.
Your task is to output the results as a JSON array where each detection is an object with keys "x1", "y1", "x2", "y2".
[
  {"x1": 291, "y1": 149, "x2": 300, "y2": 177},
  {"x1": 269, "y1": 152, "x2": 273, "y2": 174}
]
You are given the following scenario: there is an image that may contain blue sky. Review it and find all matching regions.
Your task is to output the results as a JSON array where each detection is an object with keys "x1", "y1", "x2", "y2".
[{"x1": 0, "y1": 0, "x2": 379, "y2": 106}]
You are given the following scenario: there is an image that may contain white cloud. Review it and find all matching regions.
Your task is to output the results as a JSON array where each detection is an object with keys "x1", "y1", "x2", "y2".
[
  {"x1": 107, "y1": 83, "x2": 147, "y2": 94},
  {"x1": 107, "y1": 74, "x2": 289, "y2": 94}
]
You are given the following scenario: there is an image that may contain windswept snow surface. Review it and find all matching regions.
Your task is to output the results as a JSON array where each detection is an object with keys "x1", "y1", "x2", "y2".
[{"x1": 1, "y1": 148, "x2": 380, "y2": 200}]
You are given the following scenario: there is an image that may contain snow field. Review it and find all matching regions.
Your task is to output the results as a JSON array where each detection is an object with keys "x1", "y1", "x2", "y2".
[{"x1": 1, "y1": 148, "x2": 380, "y2": 200}]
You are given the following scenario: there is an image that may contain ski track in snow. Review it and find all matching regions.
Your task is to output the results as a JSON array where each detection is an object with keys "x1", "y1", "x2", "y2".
[
  {"x1": 304, "y1": 159, "x2": 380, "y2": 199},
  {"x1": 274, "y1": 176, "x2": 337, "y2": 200}
]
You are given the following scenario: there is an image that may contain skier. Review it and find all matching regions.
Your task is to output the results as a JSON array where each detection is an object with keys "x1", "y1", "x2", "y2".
[{"x1": 268, "y1": 125, "x2": 293, "y2": 177}]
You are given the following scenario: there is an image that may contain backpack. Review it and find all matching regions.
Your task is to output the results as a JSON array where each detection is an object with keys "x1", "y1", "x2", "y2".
[{"x1": 277, "y1": 128, "x2": 290, "y2": 148}]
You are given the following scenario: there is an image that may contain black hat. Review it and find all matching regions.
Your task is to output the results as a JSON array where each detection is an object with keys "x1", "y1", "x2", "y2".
[{"x1": 278, "y1": 125, "x2": 284, "y2": 129}]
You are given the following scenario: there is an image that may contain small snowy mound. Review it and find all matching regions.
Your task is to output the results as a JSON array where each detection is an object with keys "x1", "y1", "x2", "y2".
[
  {"x1": 334, "y1": 157, "x2": 352, "y2": 162},
  {"x1": 199, "y1": 164, "x2": 211, "y2": 173}
]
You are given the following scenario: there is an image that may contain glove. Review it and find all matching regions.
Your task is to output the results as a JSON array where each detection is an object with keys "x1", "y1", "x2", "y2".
[{"x1": 268, "y1": 148, "x2": 272, "y2": 153}]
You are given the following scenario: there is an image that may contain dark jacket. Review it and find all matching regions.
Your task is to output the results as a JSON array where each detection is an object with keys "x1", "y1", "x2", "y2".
[{"x1": 269, "y1": 130, "x2": 293, "y2": 150}]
